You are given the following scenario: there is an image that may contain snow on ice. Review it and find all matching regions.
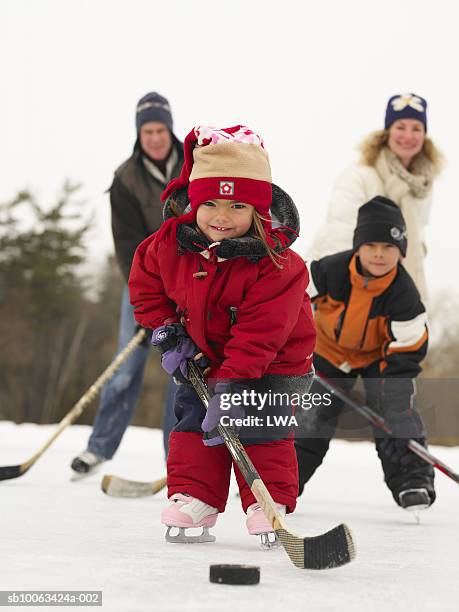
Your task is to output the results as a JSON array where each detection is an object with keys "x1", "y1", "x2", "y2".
[{"x1": 1, "y1": 422, "x2": 458, "y2": 612}]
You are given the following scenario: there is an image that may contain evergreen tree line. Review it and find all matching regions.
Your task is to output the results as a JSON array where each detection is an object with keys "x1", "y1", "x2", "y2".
[
  {"x1": 0, "y1": 185, "x2": 457, "y2": 443},
  {"x1": 0, "y1": 184, "x2": 166, "y2": 428}
]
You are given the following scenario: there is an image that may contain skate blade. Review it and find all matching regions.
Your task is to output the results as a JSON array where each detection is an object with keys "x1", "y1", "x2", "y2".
[
  {"x1": 70, "y1": 470, "x2": 94, "y2": 482},
  {"x1": 70, "y1": 467, "x2": 104, "y2": 481},
  {"x1": 70, "y1": 461, "x2": 106, "y2": 481},
  {"x1": 259, "y1": 532, "x2": 280, "y2": 550},
  {"x1": 165, "y1": 526, "x2": 216, "y2": 544},
  {"x1": 404, "y1": 504, "x2": 429, "y2": 524}
]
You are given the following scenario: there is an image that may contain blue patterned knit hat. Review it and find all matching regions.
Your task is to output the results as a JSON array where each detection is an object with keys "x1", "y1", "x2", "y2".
[
  {"x1": 384, "y1": 93, "x2": 427, "y2": 132},
  {"x1": 136, "y1": 92, "x2": 173, "y2": 133}
]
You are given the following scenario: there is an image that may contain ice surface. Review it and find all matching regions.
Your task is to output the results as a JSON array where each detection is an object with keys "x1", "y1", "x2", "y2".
[{"x1": 1, "y1": 423, "x2": 458, "y2": 612}]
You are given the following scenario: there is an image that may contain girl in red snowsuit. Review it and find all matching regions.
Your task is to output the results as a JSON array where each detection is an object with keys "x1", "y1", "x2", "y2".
[{"x1": 129, "y1": 125, "x2": 315, "y2": 543}]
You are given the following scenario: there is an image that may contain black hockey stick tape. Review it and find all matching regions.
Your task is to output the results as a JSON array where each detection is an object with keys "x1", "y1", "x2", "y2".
[{"x1": 209, "y1": 564, "x2": 260, "y2": 585}]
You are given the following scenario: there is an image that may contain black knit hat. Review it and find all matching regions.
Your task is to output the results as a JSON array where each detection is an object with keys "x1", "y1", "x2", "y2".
[
  {"x1": 353, "y1": 196, "x2": 407, "y2": 257},
  {"x1": 135, "y1": 92, "x2": 173, "y2": 133}
]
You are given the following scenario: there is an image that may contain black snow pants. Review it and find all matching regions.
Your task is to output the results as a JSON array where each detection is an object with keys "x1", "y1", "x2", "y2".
[{"x1": 294, "y1": 354, "x2": 435, "y2": 506}]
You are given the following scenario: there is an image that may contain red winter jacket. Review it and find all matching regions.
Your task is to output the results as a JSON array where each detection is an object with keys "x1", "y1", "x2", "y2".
[{"x1": 128, "y1": 186, "x2": 315, "y2": 380}]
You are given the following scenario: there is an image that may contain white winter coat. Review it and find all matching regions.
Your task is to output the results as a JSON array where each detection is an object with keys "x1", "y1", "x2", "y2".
[{"x1": 306, "y1": 148, "x2": 434, "y2": 300}]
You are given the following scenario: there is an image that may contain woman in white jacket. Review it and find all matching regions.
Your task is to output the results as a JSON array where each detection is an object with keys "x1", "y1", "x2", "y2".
[{"x1": 307, "y1": 93, "x2": 443, "y2": 299}]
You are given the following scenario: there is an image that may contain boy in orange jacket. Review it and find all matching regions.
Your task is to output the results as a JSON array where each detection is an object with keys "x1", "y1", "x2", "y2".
[{"x1": 295, "y1": 196, "x2": 435, "y2": 511}]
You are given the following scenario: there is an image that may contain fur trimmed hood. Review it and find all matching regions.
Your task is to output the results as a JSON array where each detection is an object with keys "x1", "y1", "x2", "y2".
[
  {"x1": 162, "y1": 184, "x2": 300, "y2": 262},
  {"x1": 359, "y1": 130, "x2": 444, "y2": 176}
]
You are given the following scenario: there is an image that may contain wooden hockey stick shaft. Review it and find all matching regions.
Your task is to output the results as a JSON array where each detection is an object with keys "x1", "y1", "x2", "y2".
[
  {"x1": 0, "y1": 329, "x2": 147, "y2": 481},
  {"x1": 187, "y1": 361, "x2": 355, "y2": 570}
]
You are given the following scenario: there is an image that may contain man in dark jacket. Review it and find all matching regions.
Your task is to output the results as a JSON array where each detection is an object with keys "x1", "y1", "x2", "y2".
[{"x1": 71, "y1": 92, "x2": 184, "y2": 474}]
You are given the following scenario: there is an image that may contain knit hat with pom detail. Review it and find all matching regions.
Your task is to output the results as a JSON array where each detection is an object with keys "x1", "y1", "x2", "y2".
[{"x1": 162, "y1": 125, "x2": 272, "y2": 218}]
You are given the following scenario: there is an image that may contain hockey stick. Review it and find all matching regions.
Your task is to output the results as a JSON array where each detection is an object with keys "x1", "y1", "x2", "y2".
[
  {"x1": 316, "y1": 375, "x2": 459, "y2": 485},
  {"x1": 187, "y1": 361, "x2": 356, "y2": 570},
  {"x1": 101, "y1": 474, "x2": 167, "y2": 497},
  {"x1": 0, "y1": 329, "x2": 147, "y2": 482}
]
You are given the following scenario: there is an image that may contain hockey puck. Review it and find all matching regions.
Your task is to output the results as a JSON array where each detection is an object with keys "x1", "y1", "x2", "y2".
[{"x1": 209, "y1": 564, "x2": 260, "y2": 585}]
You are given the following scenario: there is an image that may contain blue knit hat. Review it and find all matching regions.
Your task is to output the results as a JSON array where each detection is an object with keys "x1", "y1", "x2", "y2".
[
  {"x1": 135, "y1": 92, "x2": 173, "y2": 133},
  {"x1": 384, "y1": 93, "x2": 427, "y2": 132}
]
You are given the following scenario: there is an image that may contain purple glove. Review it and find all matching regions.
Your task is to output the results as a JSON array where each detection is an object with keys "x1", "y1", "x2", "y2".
[
  {"x1": 202, "y1": 383, "x2": 245, "y2": 444},
  {"x1": 202, "y1": 432, "x2": 226, "y2": 447},
  {"x1": 151, "y1": 323, "x2": 208, "y2": 384}
]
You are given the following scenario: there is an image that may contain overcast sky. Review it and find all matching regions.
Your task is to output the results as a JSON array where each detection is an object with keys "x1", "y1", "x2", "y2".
[{"x1": 2, "y1": 0, "x2": 458, "y2": 295}]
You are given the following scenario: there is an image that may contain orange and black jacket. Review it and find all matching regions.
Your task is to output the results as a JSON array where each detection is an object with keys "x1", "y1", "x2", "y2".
[{"x1": 309, "y1": 250, "x2": 428, "y2": 378}]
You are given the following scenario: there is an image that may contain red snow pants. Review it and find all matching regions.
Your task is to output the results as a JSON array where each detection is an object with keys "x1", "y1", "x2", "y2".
[{"x1": 167, "y1": 431, "x2": 298, "y2": 513}]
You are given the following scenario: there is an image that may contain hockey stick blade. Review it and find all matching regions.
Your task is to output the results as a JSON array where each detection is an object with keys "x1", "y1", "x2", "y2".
[
  {"x1": 276, "y1": 522, "x2": 355, "y2": 569},
  {"x1": 101, "y1": 474, "x2": 167, "y2": 497},
  {"x1": 0, "y1": 464, "x2": 29, "y2": 481},
  {"x1": 187, "y1": 361, "x2": 356, "y2": 570}
]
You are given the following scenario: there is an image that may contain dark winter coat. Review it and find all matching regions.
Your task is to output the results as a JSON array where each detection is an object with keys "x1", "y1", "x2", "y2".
[
  {"x1": 110, "y1": 138, "x2": 183, "y2": 281},
  {"x1": 128, "y1": 185, "x2": 316, "y2": 382},
  {"x1": 309, "y1": 250, "x2": 428, "y2": 377}
]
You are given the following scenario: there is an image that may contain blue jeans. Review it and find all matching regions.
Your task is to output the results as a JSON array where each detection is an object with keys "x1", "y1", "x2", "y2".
[{"x1": 87, "y1": 286, "x2": 177, "y2": 459}]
